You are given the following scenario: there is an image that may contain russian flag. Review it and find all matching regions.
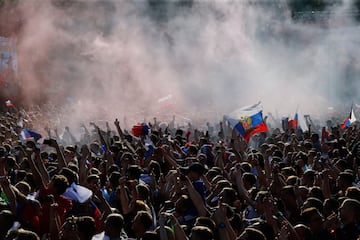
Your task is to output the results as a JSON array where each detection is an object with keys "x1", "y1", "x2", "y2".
[
  {"x1": 5, "y1": 100, "x2": 14, "y2": 107},
  {"x1": 157, "y1": 94, "x2": 174, "y2": 109},
  {"x1": 225, "y1": 102, "x2": 268, "y2": 142},
  {"x1": 341, "y1": 107, "x2": 357, "y2": 129},
  {"x1": 21, "y1": 129, "x2": 42, "y2": 142},
  {"x1": 288, "y1": 113, "x2": 299, "y2": 131}
]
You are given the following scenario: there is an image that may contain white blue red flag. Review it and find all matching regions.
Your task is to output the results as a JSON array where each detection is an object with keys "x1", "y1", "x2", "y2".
[
  {"x1": 341, "y1": 106, "x2": 357, "y2": 129},
  {"x1": 5, "y1": 100, "x2": 14, "y2": 107},
  {"x1": 224, "y1": 102, "x2": 268, "y2": 142}
]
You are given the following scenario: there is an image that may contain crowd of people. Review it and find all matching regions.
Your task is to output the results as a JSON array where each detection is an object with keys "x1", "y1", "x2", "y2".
[{"x1": 0, "y1": 106, "x2": 360, "y2": 240}]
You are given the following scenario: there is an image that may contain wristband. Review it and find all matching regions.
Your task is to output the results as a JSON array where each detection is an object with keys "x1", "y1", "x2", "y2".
[{"x1": 218, "y1": 222, "x2": 226, "y2": 229}]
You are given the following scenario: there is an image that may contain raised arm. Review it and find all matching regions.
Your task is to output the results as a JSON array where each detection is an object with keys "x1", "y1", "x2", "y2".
[
  {"x1": 78, "y1": 145, "x2": 89, "y2": 186},
  {"x1": 212, "y1": 204, "x2": 236, "y2": 240},
  {"x1": 164, "y1": 212, "x2": 188, "y2": 240},
  {"x1": 65, "y1": 126, "x2": 77, "y2": 144},
  {"x1": 233, "y1": 166, "x2": 256, "y2": 207},
  {"x1": 114, "y1": 118, "x2": 125, "y2": 141},
  {"x1": 48, "y1": 139, "x2": 67, "y2": 170},
  {"x1": 0, "y1": 165, "x2": 16, "y2": 214},
  {"x1": 26, "y1": 149, "x2": 47, "y2": 190},
  {"x1": 183, "y1": 176, "x2": 208, "y2": 217}
]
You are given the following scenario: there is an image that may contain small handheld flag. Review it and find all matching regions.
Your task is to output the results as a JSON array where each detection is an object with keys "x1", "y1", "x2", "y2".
[
  {"x1": 341, "y1": 105, "x2": 357, "y2": 129},
  {"x1": 5, "y1": 100, "x2": 14, "y2": 107}
]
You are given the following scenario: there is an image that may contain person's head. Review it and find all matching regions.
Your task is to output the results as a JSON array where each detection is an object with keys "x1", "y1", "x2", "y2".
[
  {"x1": 242, "y1": 173, "x2": 257, "y2": 190},
  {"x1": 187, "y1": 145, "x2": 198, "y2": 157},
  {"x1": 187, "y1": 162, "x2": 205, "y2": 181},
  {"x1": 14, "y1": 169, "x2": 27, "y2": 183},
  {"x1": 64, "y1": 146, "x2": 76, "y2": 160},
  {"x1": 336, "y1": 172, "x2": 354, "y2": 193},
  {"x1": 251, "y1": 220, "x2": 275, "y2": 240},
  {"x1": 301, "y1": 170, "x2": 315, "y2": 187},
  {"x1": 247, "y1": 153, "x2": 259, "y2": 168},
  {"x1": 206, "y1": 168, "x2": 221, "y2": 182},
  {"x1": 127, "y1": 165, "x2": 141, "y2": 180},
  {"x1": 323, "y1": 198, "x2": 339, "y2": 218},
  {"x1": 214, "y1": 180, "x2": 232, "y2": 195},
  {"x1": 175, "y1": 195, "x2": 193, "y2": 214},
  {"x1": 148, "y1": 160, "x2": 161, "y2": 180},
  {"x1": 255, "y1": 191, "x2": 270, "y2": 214},
  {"x1": 132, "y1": 210, "x2": 153, "y2": 238},
  {"x1": 237, "y1": 227, "x2": 266, "y2": 240},
  {"x1": 86, "y1": 174, "x2": 100, "y2": 192},
  {"x1": 60, "y1": 216, "x2": 95, "y2": 240},
  {"x1": 286, "y1": 175, "x2": 299, "y2": 186},
  {"x1": 301, "y1": 197, "x2": 323, "y2": 213},
  {"x1": 154, "y1": 226, "x2": 175, "y2": 240},
  {"x1": 49, "y1": 174, "x2": 69, "y2": 196},
  {"x1": 294, "y1": 224, "x2": 311, "y2": 240},
  {"x1": 132, "y1": 200, "x2": 151, "y2": 214},
  {"x1": 136, "y1": 184, "x2": 150, "y2": 201},
  {"x1": 109, "y1": 171, "x2": 121, "y2": 188},
  {"x1": 104, "y1": 213, "x2": 124, "y2": 238},
  {"x1": 5, "y1": 228, "x2": 39, "y2": 240},
  {"x1": 189, "y1": 226, "x2": 214, "y2": 240},
  {"x1": 120, "y1": 152, "x2": 133, "y2": 168},
  {"x1": 280, "y1": 186, "x2": 297, "y2": 209},
  {"x1": 77, "y1": 216, "x2": 96, "y2": 240},
  {"x1": 298, "y1": 186, "x2": 309, "y2": 202},
  {"x1": 338, "y1": 198, "x2": 360, "y2": 225},
  {"x1": 230, "y1": 213, "x2": 243, "y2": 237},
  {"x1": 301, "y1": 207, "x2": 324, "y2": 233},
  {"x1": 60, "y1": 167, "x2": 78, "y2": 184},
  {"x1": 345, "y1": 186, "x2": 360, "y2": 201},
  {"x1": 142, "y1": 231, "x2": 159, "y2": 240},
  {"x1": 308, "y1": 186, "x2": 324, "y2": 202},
  {"x1": 90, "y1": 142, "x2": 100, "y2": 153},
  {"x1": 219, "y1": 187, "x2": 237, "y2": 206},
  {"x1": 68, "y1": 163, "x2": 79, "y2": 175},
  {"x1": 195, "y1": 217, "x2": 216, "y2": 233},
  {"x1": 15, "y1": 181, "x2": 31, "y2": 196},
  {"x1": 0, "y1": 210, "x2": 15, "y2": 238}
]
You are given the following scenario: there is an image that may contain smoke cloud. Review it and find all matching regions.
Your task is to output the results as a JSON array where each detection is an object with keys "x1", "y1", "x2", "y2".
[{"x1": 5, "y1": 0, "x2": 360, "y2": 132}]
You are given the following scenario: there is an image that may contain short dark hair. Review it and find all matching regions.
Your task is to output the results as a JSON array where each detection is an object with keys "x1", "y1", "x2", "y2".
[
  {"x1": 142, "y1": 231, "x2": 159, "y2": 240},
  {"x1": 136, "y1": 184, "x2": 150, "y2": 201},
  {"x1": 238, "y1": 227, "x2": 266, "y2": 240},
  {"x1": 220, "y1": 187, "x2": 237, "y2": 204},
  {"x1": 338, "y1": 172, "x2": 354, "y2": 185},
  {"x1": 6, "y1": 228, "x2": 39, "y2": 240},
  {"x1": 195, "y1": 217, "x2": 216, "y2": 232},
  {"x1": 106, "y1": 213, "x2": 124, "y2": 230},
  {"x1": 136, "y1": 211, "x2": 153, "y2": 230},
  {"x1": 345, "y1": 186, "x2": 360, "y2": 201},
  {"x1": 301, "y1": 207, "x2": 321, "y2": 224},
  {"x1": 86, "y1": 174, "x2": 100, "y2": 183},
  {"x1": 242, "y1": 173, "x2": 257, "y2": 186},
  {"x1": 52, "y1": 175, "x2": 69, "y2": 195},
  {"x1": 76, "y1": 216, "x2": 96, "y2": 239},
  {"x1": 190, "y1": 226, "x2": 213, "y2": 240}
]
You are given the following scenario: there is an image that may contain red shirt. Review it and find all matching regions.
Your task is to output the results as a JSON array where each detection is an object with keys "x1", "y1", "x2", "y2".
[{"x1": 38, "y1": 187, "x2": 72, "y2": 235}]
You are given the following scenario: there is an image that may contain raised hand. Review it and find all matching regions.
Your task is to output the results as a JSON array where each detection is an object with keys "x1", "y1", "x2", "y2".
[{"x1": 114, "y1": 118, "x2": 120, "y2": 127}]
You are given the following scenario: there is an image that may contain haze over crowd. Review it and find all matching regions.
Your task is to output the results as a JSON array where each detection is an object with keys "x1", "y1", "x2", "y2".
[{"x1": 3, "y1": 0, "x2": 360, "y2": 129}]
